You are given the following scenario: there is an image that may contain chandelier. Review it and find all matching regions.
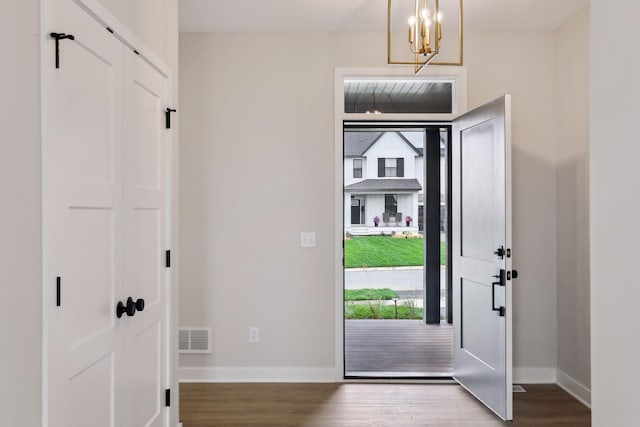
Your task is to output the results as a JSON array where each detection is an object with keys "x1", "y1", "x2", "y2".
[{"x1": 387, "y1": 0, "x2": 463, "y2": 74}]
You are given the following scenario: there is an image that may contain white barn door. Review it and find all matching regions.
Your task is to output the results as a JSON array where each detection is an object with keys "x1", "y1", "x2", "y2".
[
  {"x1": 45, "y1": 1, "x2": 124, "y2": 425},
  {"x1": 45, "y1": 1, "x2": 171, "y2": 425},
  {"x1": 452, "y1": 96, "x2": 513, "y2": 420}
]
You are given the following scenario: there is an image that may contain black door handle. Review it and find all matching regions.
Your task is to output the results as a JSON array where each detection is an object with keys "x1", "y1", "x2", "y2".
[
  {"x1": 116, "y1": 297, "x2": 136, "y2": 318},
  {"x1": 491, "y1": 270, "x2": 506, "y2": 317}
]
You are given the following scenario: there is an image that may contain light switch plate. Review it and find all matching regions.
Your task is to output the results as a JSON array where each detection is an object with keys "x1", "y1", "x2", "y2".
[{"x1": 300, "y1": 232, "x2": 316, "y2": 248}]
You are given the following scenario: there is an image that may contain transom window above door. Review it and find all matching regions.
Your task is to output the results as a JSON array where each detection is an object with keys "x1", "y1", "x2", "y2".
[{"x1": 344, "y1": 79, "x2": 454, "y2": 114}]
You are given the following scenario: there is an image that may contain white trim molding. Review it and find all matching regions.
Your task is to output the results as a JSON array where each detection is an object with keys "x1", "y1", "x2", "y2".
[
  {"x1": 556, "y1": 369, "x2": 591, "y2": 408},
  {"x1": 179, "y1": 367, "x2": 337, "y2": 383},
  {"x1": 333, "y1": 66, "x2": 468, "y2": 380}
]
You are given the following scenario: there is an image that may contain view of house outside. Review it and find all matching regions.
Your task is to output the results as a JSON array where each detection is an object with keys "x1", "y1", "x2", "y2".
[{"x1": 344, "y1": 130, "x2": 447, "y2": 321}]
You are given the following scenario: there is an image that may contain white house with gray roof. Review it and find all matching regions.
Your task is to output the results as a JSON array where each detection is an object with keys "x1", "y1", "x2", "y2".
[{"x1": 344, "y1": 131, "x2": 424, "y2": 233}]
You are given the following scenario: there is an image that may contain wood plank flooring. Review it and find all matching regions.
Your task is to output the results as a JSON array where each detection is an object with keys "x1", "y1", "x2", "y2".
[
  {"x1": 180, "y1": 383, "x2": 590, "y2": 426},
  {"x1": 345, "y1": 320, "x2": 453, "y2": 376}
]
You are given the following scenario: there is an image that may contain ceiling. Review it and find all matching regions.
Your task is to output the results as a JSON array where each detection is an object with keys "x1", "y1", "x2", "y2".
[{"x1": 179, "y1": 0, "x2": 589, "y2": 33}]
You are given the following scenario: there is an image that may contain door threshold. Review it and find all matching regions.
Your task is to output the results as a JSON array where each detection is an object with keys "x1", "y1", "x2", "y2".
[
  {"x1": 345, "y1": 372, "x2": 453, "y2": 380},
  {"x1": 343, "y1": 376, "x2": 455, "y2": 384}
]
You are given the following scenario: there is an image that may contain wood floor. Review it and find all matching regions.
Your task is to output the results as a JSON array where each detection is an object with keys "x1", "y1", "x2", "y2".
[
  {"x1": 180, "y1": 383, "x2": 590, "y2": 427},
  {"x1": 345, "y1": 320, "x2": 453, "y2": 377}
]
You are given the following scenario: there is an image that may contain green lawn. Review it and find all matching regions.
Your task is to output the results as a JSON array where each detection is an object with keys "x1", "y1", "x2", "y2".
[
  {"x1": 345, "y1": 288, "x2": 398, "y2": 301},
  {"x1": 345, "y1": 236, "x2": 446, "y2": 268},
  {"x1": 345, "y1": 301, "x2": 423, "y2": 319}
]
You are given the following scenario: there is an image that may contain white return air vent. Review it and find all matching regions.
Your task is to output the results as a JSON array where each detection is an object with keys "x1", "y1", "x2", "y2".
[{"x1": 179, "y1": 328, "x2": 212, "y2": 354}]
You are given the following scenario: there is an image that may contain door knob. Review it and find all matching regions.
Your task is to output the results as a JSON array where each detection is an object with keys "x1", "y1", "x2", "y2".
[
  {"x1": 116, "y1": 297, "x2": 136, "y2": 318},
  {"x1": 134, "y1": 298, "x2": 145, "y2": 312}
]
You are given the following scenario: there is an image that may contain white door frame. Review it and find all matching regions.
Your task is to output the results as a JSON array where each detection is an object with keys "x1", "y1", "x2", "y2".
[
  {"x1": 333, "y1": 66, "x2": 467, "y2": 380},
  {"x1": 41, "y1": 0, "x2": 177, "y2": 425}
]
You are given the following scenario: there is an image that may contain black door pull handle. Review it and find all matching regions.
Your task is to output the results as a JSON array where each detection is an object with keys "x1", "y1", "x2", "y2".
[
  {"x1": 491, "y1": 281, "x2": 506, "y2": 317},
  {"x1": 491, "y1": 269, "x2": 506, "y2": 317}
]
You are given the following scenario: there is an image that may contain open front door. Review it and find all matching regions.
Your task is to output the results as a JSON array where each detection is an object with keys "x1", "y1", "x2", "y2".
[{"x1": 452, "y1": 96, "x2": 513, "y2": 420}]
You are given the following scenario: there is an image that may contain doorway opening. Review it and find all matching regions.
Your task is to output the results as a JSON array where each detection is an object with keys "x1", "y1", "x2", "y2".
[{"x1": 343, "y1": 124, "x2": 452, "y2": 378}]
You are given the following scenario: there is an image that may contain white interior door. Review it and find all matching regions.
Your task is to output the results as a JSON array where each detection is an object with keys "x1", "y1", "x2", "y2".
[
  {"x1": 452, "y1": 95, "x2": 513, "y2": 420},
  {"x1": 45, "y1": 1, "x2": 172, "y2": 426},
  {"x1": 45, "y1": 0, "x2": 124, "y2": 425},
  {"x1": 122, "y1": 48, "x2": 170, "y2": 427}
]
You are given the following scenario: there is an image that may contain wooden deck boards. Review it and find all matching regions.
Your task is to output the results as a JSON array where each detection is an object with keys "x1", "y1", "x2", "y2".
[{"x1": 345, "y1": 319, "x2": 453, "y2": 377}]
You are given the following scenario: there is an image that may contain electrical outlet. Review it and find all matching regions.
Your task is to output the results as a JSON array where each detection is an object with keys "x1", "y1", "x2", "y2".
[{"x1": 248, "y1": 326, "x2": 259, "y2": 343}]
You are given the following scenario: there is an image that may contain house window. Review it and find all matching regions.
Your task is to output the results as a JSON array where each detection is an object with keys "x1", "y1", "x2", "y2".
[
  {"x1": 385, "y1": 158, "x2": 397, "y2": 177},
  {"x1": 378, "y1": 158, "x2": 404, "y2": 177},
  {"x1": 385, "y1": 194, "x2": 398, "y2": 214},
  {"x1": 353, "y1": 159, "x2": 363, "y2": 178}
]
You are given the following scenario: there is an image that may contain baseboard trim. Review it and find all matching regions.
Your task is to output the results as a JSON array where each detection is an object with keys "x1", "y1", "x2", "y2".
[
  {"x1": 513, "y1": 367, "x2": 557, "y2": 384},
  {"x1": 556, "y1": 369, "x2": 591, "y2": 408},
  {"x1": 179, "y1": 367, "x2": 337, "y2": 383}
]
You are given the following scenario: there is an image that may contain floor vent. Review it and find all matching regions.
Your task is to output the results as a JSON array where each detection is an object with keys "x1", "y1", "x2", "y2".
[
  {"x1": 179, "y1": 328, "x2": 212, "y2": 353},
  {"x1": 513, "y1": 385, "x2": 526, "y2": 393}
]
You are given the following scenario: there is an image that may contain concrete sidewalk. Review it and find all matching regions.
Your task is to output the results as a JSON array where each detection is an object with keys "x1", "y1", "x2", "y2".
[{"x1": 345, "y1": 266, "x2": 446, "y2": 292}]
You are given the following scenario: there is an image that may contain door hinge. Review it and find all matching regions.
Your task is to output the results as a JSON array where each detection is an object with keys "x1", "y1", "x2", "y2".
[
  {"x1": 50, "y1": 32, "x2": 75, "y2": 69},
  {"x1": 56, "y1": 276, "x2": 61, "y2": 307},
  {"x1": 165, "y1": 389, "x2": 170, "y2": 407},
  {"x1": 166, "y1": 250, "x2": 171, "y2": 268},
  {"x1": 165, "y1": 108, "x2": 177, "y2": 129}
]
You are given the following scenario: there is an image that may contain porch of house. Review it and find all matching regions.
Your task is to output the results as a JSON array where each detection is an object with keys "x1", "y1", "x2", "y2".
[
  {"x1": 345, "y1": 319, "x2": 453, "y2": 377},
  {"x1": 346, "y1": 225, "x2": 420, "y2": 236}
]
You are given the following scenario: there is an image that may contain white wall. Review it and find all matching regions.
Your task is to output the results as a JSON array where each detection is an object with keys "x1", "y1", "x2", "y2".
[
  {"x1": 344, "y1": 157, "x2": 355, "y2": 186},
  {"x1": 179, "y1": 29, "x2": 561, "y2": 378},
  {"x1": 556, "y1": 6, "x2": 591, "y2": 400},
  {"x1": 590, "y1": 0, "x2": 640, "y2": 425},
  {"x1": 0, "y1": 1, "x2": 42, "y2": 424},
  {"x1": 466, "y1": 31, "x2": 560, "y2": 377},
  {"x1": 362, "y1": 133, "x2": 419, "y2": 180}
]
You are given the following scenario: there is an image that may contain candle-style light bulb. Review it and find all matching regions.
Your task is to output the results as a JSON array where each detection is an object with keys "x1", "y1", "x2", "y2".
[
  {"x1": 408, "y1": 16, "x2": 416, "y2": 44},
  {"x1": 435, "y1": 11, "x2": 443, "y2": 41}
]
